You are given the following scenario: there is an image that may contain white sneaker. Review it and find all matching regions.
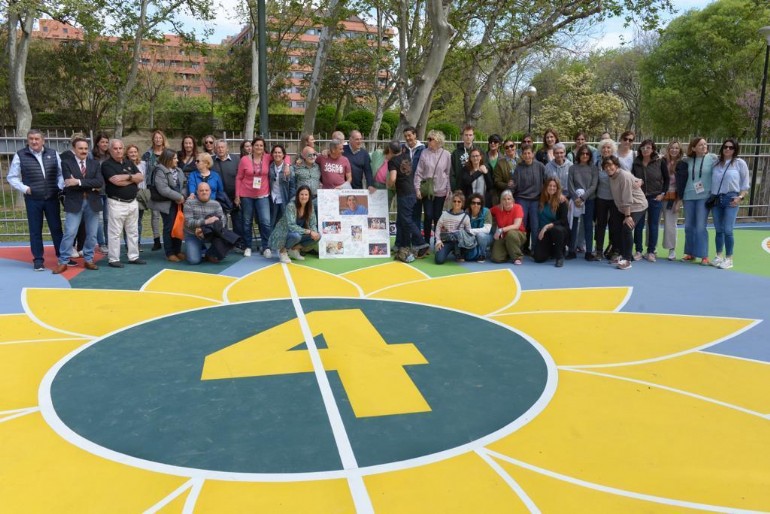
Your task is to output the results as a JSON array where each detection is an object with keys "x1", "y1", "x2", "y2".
[
  {"x1": 633, "y1": 251, "x2": 643, "y2": 261},
  {"x1": 668, "y1": 249, "x2": 676, "y2": 261},
  {"x1": 718, "y1": 257, "x2": 733, "y2": 269},
  {"x1": 243, "y1": 248, "x2": 252, "y2": 257},
  {"x1": 70, "y1": 247, "x2": 79, "y2": 258},
  {"x1": 712, "y1": 255, "x2": 724, "y2": 267},
  {"x1": 617, "y1": 259, "x2": 632, "y2": 270},
  {"x1": 287, "y1": 249, "x2": 304, "y2": 261},
  {"x1": 279, "y1": 251, "x2": 291, "y2": 264},
  {"x1": 263, "y1": 248, "x2": 272, "y2": 259}
]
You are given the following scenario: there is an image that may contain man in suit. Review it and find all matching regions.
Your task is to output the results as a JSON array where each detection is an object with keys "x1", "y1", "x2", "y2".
[
  {"x1": 6, "y1": 129, "x2": 64, "y2": 271},
  {"x1": 52, "y1": 135, "x2": 104, "y2": 274}
]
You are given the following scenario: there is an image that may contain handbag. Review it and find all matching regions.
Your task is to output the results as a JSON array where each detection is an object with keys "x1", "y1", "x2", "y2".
[
  {"x1": 171, "y1": 207, "x2": 185, "y2": 239},
  {"x1": 148, "y1": 166, "x2": 165, "y2": 202},
  {"x1": 706, "y1": 161, "x2": 729, "y2": 210},
  {"x1": 419, "y1": 152, "x2": 444, "y2": 199},
  {"x1": 439, "y1": 214, "x2": 477, "y2": 249},
  {"x1": 662, "y1": 191, "x2": 677, "y2": 201}
]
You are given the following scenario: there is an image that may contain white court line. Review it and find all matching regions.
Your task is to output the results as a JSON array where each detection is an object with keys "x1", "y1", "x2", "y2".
[
  {"x1": 485, "y1": 449, "x2": 767, "y2": 514},
  {"x1": 562, "y1": 368, "x2": 769, "y2": 420},
  {"x1": 475, "y1": 449, "x2": 540, "y2": 513},
  {"x1": 181, "y1": 478, "x2": 204, "y2": 514},
  {"x1": 0, "y1": 337, "x2": 86, "y2": 346},
  {"x1": 143, "y1": 478, "x2": 195, "y2": 514},
  {"x1": 281, "y1": 263, "x2": 374, "y2": 513},
  {"x1": 700, "y1": 351, "x2": 770, "y2": 367},
  {"x1": 0, "y1": 407, "x2": 39, "y2": 424}
]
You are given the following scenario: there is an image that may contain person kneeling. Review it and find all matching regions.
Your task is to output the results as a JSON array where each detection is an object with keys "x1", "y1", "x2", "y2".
[
  {"x1": 183, "y1": 182, "x2": 239, "y2": 264},
  {"x1": 490, "y1": 190, "x2": 527, "y2": 265},
  {"x1": 268, "y1": 185, "x2": 320, "y2": 263},
  {"x1": 434, "y1": 191, "x2": 477, "y2": 264},
  {"x1": 534, "y1": 178, "x2": 570, "y2": 267}
]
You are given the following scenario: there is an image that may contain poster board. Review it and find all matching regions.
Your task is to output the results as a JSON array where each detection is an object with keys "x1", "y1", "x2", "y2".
[{"x1": 317, "y1": 189, "x2": 390, "y2": 258}]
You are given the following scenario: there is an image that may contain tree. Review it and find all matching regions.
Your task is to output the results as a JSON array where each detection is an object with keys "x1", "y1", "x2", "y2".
[
  {"x1": 641, "y1": 0, "x2": 770, "y2": 137},
  {"x1": 590, "y1": 44, "x2": 648, "y2": 133},
  {"x1": 135, "y1": 46, "x2": 173, "y2": 129},
  {"x1": 534, "y1": 69, "x2": 625, "y2": 137}
]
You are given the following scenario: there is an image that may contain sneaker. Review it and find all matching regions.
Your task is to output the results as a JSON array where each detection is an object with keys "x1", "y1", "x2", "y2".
[
  {"x1": 700, "y1": 258, "x2": 710, "y2": 266},
  {"x1": 712, "y1": 256, "x2": 724, "y2": 267},
  {"x1": 279, "y1": 251, "x2": 291, "y2": 264},
  {"x1": 681, "y1": 254, "x2": 694, "y2": 262},
  {"x1": 69, "y1": 247, "x2": 79, "y2": 258},
  {"x1": 718, "y1": 257, "x2": 733, "y2": 269},
  {"x1": 617, "y1": 259, "x2": 632, "y2": 270},
  {"x1": 287, "y1": 249, "x2": 304, "y2": 261},
  {"x1": 668, "y1": 249, "x2": 676, "y2": 261},
  {"x1": 645, "y1": 252, "x2": 657, "y2": 263},
  {"x1": 416, "y1": 246, "x2": 429, "y2": 259},
  {"x1": 33, "y1": 262, "x2": 45, "y2": 272},
  {"x1": 585, "y1": 252, "x2": 599, "y2": 262},
  {"x1": 243, "y1": 248, "x2": 252, "y2": 257},
  {"x1": 633, "y1": 251, "x2": 643, "y2": 261},
  {"x1": 263, "y1": 248, "x2": 272, "y2": 259},
  {"x1": 609, "y1": 254, "x2": 621, "y2": 264}
]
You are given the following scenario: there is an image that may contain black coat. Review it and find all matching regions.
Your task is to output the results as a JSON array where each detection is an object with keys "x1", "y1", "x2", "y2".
[{"x1": 60, "y1": 153, "x2": 104, "y2": 214}]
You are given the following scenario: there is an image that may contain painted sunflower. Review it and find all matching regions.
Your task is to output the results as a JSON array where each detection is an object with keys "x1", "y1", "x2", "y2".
[{"x1": 0, "y1": 262, "x2": 767, "y2": 513}]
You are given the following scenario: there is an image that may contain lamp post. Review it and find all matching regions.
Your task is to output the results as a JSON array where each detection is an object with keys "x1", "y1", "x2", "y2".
[
  {"x1": 749, "y1": 26, "x2": 770, "y2": 216},
  {"x1": 523, "y1": 85, "x2": 537, "y2": 134}
]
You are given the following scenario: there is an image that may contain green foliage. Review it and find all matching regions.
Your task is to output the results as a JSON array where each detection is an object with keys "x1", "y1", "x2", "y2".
[
  {"x1": 378, "y1": 121, "x2": 392, "y2": 139},
  {"x1": 382, "y1": 110, "x2": 399, "y2": 130},
  {"x1": 315, "y1": 105, "x2": 337, "y2": 134},
  {"x1": 335, "y1": 120, "x2": 358, "y2": 136},
  {"x1": 640, "y1": 0, "x2": 770, "y2": 137},
  {"x1": 534, "y1": 69, "x2": 624, "y2": 137},
  {"x1": 344, "y1": 110, "x2": 374, "y2": 135},
  {"x1": 427, "y1": 122, "x2": 460, "y2": 140}
]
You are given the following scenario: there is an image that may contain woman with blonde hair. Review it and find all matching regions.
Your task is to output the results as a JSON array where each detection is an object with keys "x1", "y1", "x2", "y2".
[{"x1": 415, "y1": 130, "x2": 452, "y2": 242}]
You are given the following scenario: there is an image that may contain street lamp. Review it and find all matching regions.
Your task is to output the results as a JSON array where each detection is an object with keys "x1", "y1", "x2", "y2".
[
  {"x1": 523, "y1": 85, "x2": 537, "y2": 134},
  {"x1": 749, "y1": 26, "x2": 770, "y2": 216}
]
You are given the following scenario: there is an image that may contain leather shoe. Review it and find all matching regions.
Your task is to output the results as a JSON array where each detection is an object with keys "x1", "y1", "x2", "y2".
[
  {"x1": 128, "y1": 259, "x2": 146, "y2": 265},
  {"x1": 108, "y1": 261, "x2": 124, "y2": 268},
  {"x1": 176, "y1": 252, "x2": 186, "y2": 261},
  {"x1": 167, "y1": 255, "x2": 181, "y2": 262},
  {"x1": 84, "y1": 261, "x2": 99, "y2": 270},
  {"x1": 205, "y1": 254, "x2": 220, "y2": 264},
  {"x1": 52, "y1": 263, "x2": 68, "y2": 274},
  {"x1": 555, "y1": 258, "x2": 564, "y2": 268}
]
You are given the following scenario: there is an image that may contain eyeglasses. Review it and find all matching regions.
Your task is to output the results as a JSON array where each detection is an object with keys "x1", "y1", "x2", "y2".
[
  {"x1": 470, "y1": 201, "x2": 482, "y2": 205},
  {"x1": 623, "y1": 137, "x2": 634, "y2": 142},
  {"x1": 723, "y1": 145, "x2": 735, "y2": 150},
  {"x1": 504, "y1": 144, "x2": 515, "y2": 149}
]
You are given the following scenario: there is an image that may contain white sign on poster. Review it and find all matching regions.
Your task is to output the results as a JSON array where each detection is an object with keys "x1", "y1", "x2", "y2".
[{"x1": 317, "y1": 189, "x2": 390, "y2": 258}]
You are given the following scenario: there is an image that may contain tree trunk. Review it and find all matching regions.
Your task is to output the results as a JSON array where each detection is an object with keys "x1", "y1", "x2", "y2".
[
  {"x1": 464, "y1": 50, "x2": 523, "y2": 127},
  {"x1": 397, "y1": 0, "x2": 454, "y2": 136},
  {"x1": 6, "y1": 10, "x2": 34, "y2": 133},
  {"x1": 113, "y1": 0, "x2": 149, "y2": 138},
  {"x1": 244, "y1": 6, "x2": 259, "y2": 140},
  {"x1": 302, "y1": 0, "x2": 344, "y2": 135},
  {"x1": 416, "y1": 84, "x2": 435, "y2": 140}
]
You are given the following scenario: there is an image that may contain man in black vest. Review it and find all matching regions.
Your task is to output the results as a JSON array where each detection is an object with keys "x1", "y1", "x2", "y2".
[
  {"x1": 101, "y1": 139, "x2": 146, "y2": 268},
  {"x1": 52, "y1": 135, "x2": 104, "y2": 274},
  {"x1": 7, "y1": 129, "x2": 64, "y2": 271}
]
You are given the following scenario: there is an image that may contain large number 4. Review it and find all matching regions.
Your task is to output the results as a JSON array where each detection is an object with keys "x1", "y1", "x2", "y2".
[{"x1": 201, "y1": 309, "x2": 431, "y2": 418}]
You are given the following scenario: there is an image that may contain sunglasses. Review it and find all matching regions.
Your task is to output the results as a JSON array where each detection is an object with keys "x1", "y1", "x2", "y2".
[
  {"x1": 305, "y1": 153, "x2": 317, "y2": 158},
  {"x1": 723, "y1": 145, "x2": 735, "y2": 150},
  {"x1": 194, "y1": 159, "x2": 200, "y2": 163},
  {"x1": 470, "y1": 201, "x2": 482, "y2": 205},
  {"x1": 504, "y1": 144, "x2": 515, "y2": 149},
  {"x1": 623, "y1": 137, "x2": 634, "y2": 142},
  {"x1": 204, "y1": 140, "x2": 214, "y2": 144},
  {"x1": 427, "y1": 137, "x2": 434, "y2": 142}
]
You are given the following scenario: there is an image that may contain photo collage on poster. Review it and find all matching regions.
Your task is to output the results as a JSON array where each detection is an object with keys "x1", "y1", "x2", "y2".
[{"x1": 317, "y1": 189, "x2": 390, "y2": 258}]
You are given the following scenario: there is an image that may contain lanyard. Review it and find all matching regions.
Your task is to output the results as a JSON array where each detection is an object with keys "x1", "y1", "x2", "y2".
[
  {"x1": 252, "y1": 157, "x2": 262, "y2": 176},
  {"x1": 691, "y1": 156, "x2": 705, "y2": 181}
]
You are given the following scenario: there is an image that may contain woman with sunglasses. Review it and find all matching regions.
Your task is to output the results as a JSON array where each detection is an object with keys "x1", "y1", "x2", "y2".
[
  {"x1": 486, "y1": 134, "x2": 502, "y2": 174},
  {"x1": 493, "y1": 139, "x2": 518, "y2": 203},
  {"x1": 187, "y1": 152, "x2": 224, "y2": 201},
  {"x1": 434, "y1": 191, "x2": 474, "y2": 264},
  {"x1": 617, "y1": 131, "x2": 635, "y2": 171},
  {"x1": 567, "y1": 144, "x2": 599, "y2": 260},
  {"x1": 631, "y1": 139, "x2": 667, "y2": 262},
  {"x1": 466, "y1": 192, "x2": 492, "y2": 261},
  {"x1": 415, "y1": 130, "x2": 452, "y2": 243},
  {"x1": 293, "y1": 146, "x2": 321, "y2": 204},
  {"x1": 534, "y1": 178, "x2": 570, "y2": 267},
  {"x1": 710, "y1": 139, "x2": 750, "y2": 270},
  {"x1": 680, "y1": 137, "x2": 718, "y2": 265}
]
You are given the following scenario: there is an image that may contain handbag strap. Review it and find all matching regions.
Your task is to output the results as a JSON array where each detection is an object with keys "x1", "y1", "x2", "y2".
[{"x1": 713, "y1": 159, "x2": 730, "y2": 194}]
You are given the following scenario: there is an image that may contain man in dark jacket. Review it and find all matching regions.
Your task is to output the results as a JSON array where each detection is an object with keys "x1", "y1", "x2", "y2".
[
  {"x1": 7, "y1": 129, "x2": 64, "y2": 271},
  {"x1": 451, "y1": 125, "x2": 480, "y2": 191},
  {"x1": 52, "y1": 135, "x2": 104, "y2": 274}
]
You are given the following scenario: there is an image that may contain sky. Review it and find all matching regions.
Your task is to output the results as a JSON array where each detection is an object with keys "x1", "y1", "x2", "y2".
[{"x1": 199, "y1": 0, "x2": 711, "y2": 47}]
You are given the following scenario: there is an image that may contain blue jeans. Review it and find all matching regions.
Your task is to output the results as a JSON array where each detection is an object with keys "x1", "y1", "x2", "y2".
[
  {"x1": 240, "y1": 196, "x2": 272, "y2": 250},
  {"x1": 185, "y1": 234, "x2": 205, "y2": 264},
  {"x1": 683, "y1": 199, "x2": 709, "y2": 258},
  {"x1": 471, "y1": 231, "x2": 492, "y2": 260},
  {"x1": 634, "y1": 197, "x2": 662, "y2": 254},
  {"x1": 712, "y1": 193, "x2": 739, "y2": 256},
  {"x1": 58, "y1": 200, "x2": 99, "y2": 265},
  {"x1": 434, "y1": 240, "x2": 461, "y2": 264},
  {"x1": 162, "y1": 203, "x2": 183, "y2": 256},
  {"x1": 271, "y1": 201, "x2": 286, "y2": 230},
  {"x1": 285, "y1": 231, "x2": 315, "y2": 250},
  {"x1": 570, "y1": 198, "x2": 595, "y2": 254},
  {"x1": 516, "y1": 198, "x2": 540, "y2": 250},
  {"x1": 99, "y1": 195, "x2": 108, "y2": 246},
  {"x1": 396, "y1": 194, "x2": 426, "y2": 249},
  {"x1": 24, "y1": 196, "x2": 63, "y2": 265}
]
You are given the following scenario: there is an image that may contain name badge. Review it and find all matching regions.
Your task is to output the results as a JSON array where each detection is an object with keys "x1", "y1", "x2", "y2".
[
  {"x1": 253, "y1": 176, "x2": 262, "y2": 189},
  {"x1": 693, "y1": 181, "x2": 705, "y2": 194}
]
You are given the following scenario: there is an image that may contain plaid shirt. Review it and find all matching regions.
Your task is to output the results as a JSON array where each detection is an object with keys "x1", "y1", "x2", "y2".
[{"x1": 183, "y1": 197, "x2": 225, "y2": 235}]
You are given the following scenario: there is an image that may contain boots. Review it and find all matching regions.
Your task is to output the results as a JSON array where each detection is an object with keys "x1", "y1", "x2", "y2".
[{"x1": 151, "y1": 237, "x2": 162, "y2": 251}]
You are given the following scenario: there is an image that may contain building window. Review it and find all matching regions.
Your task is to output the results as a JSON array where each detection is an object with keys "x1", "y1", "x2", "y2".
[
  {"x1": 193, "y1": 87, "x2": 201, "y2": 92},
  {"x1": 291, "y1": 101, "x2": 306, "y2": 109}
]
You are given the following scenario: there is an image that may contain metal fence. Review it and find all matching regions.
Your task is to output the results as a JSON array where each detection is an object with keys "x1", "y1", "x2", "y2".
[{"x1": 2, "y1": 130, "x2": 769, "y2": 239}]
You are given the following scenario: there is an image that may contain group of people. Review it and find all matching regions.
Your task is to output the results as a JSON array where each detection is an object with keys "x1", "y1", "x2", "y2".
[{"x1": 8, "y1": 125, "x2": 750, "y2": 273}]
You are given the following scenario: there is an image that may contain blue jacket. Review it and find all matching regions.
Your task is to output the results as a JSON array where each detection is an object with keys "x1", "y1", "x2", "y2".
[{"x1": 269, "y1": 162, "x2": 296, "y2": 206}]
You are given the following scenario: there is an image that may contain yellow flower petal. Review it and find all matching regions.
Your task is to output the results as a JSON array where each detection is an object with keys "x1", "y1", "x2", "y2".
[
  {"x1": 0, "y1": 339, "x2": 88, "y2": 411},
  {"x1": 0, "y1": 314, "x2": 74, "y2": 343},
  {"x1": 193, "y1": 479, "x2": 355, "y2": 513},
  {"x1": 342, "y1": 262, "x2": 428, "y2": 296},
  {"x1": 154, "y1": 485, "x2": 190, "y2": 513},
  {"x1": 24, "y1": 288, "x2": 219, "y2": 337},
  {"x1": 0, "y1": 412, "x2": 186, "y2": 512},
  {"x1": 497, "y1": 287, "x2": 631, "y2": 314},
  {"x1": 490, "y1": 456, "x2": 705, "y2": 513},
  {"x1": 597, "y1": 352, "x2": 770, "y2": 415},
  {"x1": 365, "y1": 452, "x2": 530, "y2": 513},
  {"x1": 287, "y1": 264, "x2": 362, "y2": 298},
  {"x1": 226, "y1": 264, "x2": 361, "y2": 303},
  {"x1": 141, "y1": 269, "x2": 235, "y2": 302},
  {"x1": 491, "y1": 312, "x2": 756, "y2": 366},
  {"x1": 369, "y1": 270, "x2": 519, "y2": 315},
  {"x1": 488, "y1": 370, "x2": 770, "y2": 510},
  {"x1": 226, "y1": 265, "x2": 292, "y2": 302}
]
